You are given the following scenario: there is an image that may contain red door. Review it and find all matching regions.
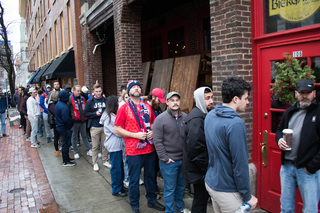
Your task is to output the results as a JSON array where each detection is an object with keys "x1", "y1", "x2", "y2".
[{"x1": 257, "y1": 41, "x2": 320, "y2": 213}]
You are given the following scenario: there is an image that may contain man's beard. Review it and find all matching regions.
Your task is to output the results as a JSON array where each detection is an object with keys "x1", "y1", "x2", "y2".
[
  {"x1": 130, "y1": 92, "x2": 141, "y2": 97},
  {"x1": 299, "y1": 100, "x2": 312, "y2": 109},
  {"x1": 151, "y1": 100, "x2": 160, "y2": 109}
]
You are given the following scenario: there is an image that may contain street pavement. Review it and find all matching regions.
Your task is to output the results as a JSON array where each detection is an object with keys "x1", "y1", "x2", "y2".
[{"x1": 0, "y1": 121, "x2": 267, "y2": 213}]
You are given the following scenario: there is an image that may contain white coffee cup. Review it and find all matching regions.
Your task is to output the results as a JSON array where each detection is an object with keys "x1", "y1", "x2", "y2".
[{"x1": 282, "y1": 129, "x2": 293, "y2": 151}]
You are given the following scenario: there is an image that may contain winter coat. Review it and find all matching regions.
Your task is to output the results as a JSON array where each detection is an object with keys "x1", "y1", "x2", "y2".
[
  {"x1": 55, "y1": 90, "x2": 73, "y2": 133},
  {"x1": 183, "y1": 107, "x2": 208, "y2": 184},
  {"x1": 0, "y1": 93, "x2": 7, "y2": 113},
  {"x1": 275, "y1": 101, "x2": 320, "y2": 174}
]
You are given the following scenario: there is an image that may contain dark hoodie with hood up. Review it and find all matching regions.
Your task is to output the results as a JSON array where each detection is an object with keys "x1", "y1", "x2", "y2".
[
  {"x1": 183, "y1": 87, "x2": 211, "y2": 184},
  {"x1": 204, "y1": 104, "x2": 251, "y2": 203},
  {"x1": 55, "y1": 90, "x2": 73, "y2": 133},
  {"x1": 22, "y1": 88, "x2": 30, "y2": 115}
]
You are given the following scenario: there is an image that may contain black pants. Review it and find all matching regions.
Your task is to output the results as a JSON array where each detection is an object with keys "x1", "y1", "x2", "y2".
[
  {"x1": 192, "y1": 183, "x2": 210, "y2": 213},
  {"x1": 53, "y1": 126, "x2": 60, "y2": 151},
  {"x1": 20, "y1": 111, "x2": 26, "y2": 131}
]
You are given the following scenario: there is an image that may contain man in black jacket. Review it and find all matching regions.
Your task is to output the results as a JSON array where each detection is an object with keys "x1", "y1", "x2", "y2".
[
  {"x1": 183, "y1": 87, "x2": 213, "y2": 213},
  {"x1": 276, "y1": 79, "x2": 320, "y2": 213}
]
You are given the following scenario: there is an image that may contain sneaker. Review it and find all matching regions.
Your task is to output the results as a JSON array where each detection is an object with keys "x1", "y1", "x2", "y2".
[
  {"x1": 93, "y1": 163, "x2": 99, "y2": 172},
  {"x1": 147, "y1": 201, "x2": 165, "y2": 211},
  {"x1": 77, "y1": 142, "x2": 80, "y2": 147},
  {"x1": 98, "y1": 153, "x2": 102, "y2": 159},
  {"x1": 74, "y1": 153, "x2": 80, "y2": 159},
  {"x1": 69, "y1": 158, "x2": 75, "y2": 163},
  {"x1": 112, "y1": 191, "x2": 127, "y2": 197},
  {"x1": 139, "y1": 179, "x2": 144, "y2": 185},
  {"x1": 103, "y1": 161, "x2": 111, "y2": 168},
  {"x1": 39, "y1": 133, "x2": 43, "y2": 137},
  {"x1": 123, "y1": 181, "x2": 129, "y2": 188},
  {"x1": 19, "y1": 125, "x2": 22, "y2": 129},
  {"x1": 46, "y1": 137, "x2": 50, "y2": 143},
  {"x1": 31, "y1": 143, "x2": 40, "y2": 148},
  {"x1": 179, "y1": 209, "x2": 191, "y2": 213},
  {"x1": 3, "y1": 134, "x2": 8, "y2": 137},
  {"x1": 87, "y1": 150, "x2": 92, "y2": 156},
  {"x1": 62, "y1": 161, "x2": 76, "y2": 167},
  {"x1": 26, "y1": 137, "x2": 31, "y2": 142}
]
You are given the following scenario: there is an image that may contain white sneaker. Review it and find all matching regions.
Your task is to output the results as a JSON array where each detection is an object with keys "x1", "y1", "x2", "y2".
[
  {"x1": 26, "y1": 137, "x2": 31, "y2": 142},
  {"x1": 123, "y1": 181, "x2": 129, "y2": 188},
  {"x1": 93, "y1": 163, "x2": 99, "y2": 172},
  {"x1": 139, "y1": 178, "x2": 144, "y2": 185},
  {"x1": 180, "y1": 209, "x2": 191, "y2": 213},
  {"x1": 103, "y1": 161, "x2": 111, "y2": 168},
  {"x1": 98, "y1": 153, "x2": 102, "y2": 159},
  {"x1": 87, "y1": 150, "x2": 92, "y2": 156},
  {"x1": 74, "y1": 153, "x2": 80, "y2": 159}
]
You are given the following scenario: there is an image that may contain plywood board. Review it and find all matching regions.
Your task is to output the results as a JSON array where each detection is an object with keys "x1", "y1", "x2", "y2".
[
  {"x1": 142, "y1": 61, "x2": 151, "y2": 95},
  {"x1": 150, "y1": 58, "x2": 174, "y2": 95},
  {"x1": 170, "y1": 55, "x2": 201, "y2": 113}
]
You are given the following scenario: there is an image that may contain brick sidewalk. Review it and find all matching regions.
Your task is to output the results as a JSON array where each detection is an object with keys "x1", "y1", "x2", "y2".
[{"x1": 0, "y1": 123, "x2": 59, "y2": 213}]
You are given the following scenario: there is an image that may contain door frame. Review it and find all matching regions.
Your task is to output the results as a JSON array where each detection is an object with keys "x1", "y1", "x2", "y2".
[{"x1": 251, "y1": 26, "x2": 320, "y2": 211}]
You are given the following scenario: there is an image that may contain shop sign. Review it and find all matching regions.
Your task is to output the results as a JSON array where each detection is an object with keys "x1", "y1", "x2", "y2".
[{"x1": 269, "y1": 0, "x2": 320, "y2": 22}]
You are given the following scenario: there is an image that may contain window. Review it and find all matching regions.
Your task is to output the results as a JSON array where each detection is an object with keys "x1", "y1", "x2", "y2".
[
  {"x1": 54, "y1": 21, "x2": 59, "y2": 56},
  {"x1": 167, "y1": 27, "x2": 185, "y2": 58},
  {"x1": 264, "y1": 0, "x2": 320, "y2": 34},
  {"x1": 45, "y1": 34, "x2": 48, "y2": 62},
  {"x1": 149, "y1": 35, "x2": 162, "y2": 61},
  {"x1": 49, "y1": 28, "x2": 53, "y2": 59},
  {"x1": 60, "y1": 13, "x2": 65, "y2": 52},
  {"x1": 67, "y1": 2, "x2": 73, "y2": 47}
]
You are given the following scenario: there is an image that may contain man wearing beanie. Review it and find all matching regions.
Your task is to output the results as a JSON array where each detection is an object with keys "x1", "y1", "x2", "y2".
[{"x1": 115, "y1": 80, "x2": 165, "y2": 213}]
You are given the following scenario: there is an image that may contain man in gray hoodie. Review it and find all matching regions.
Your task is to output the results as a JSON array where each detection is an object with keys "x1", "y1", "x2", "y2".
[
  {"x1": 153, "y1": 92, "x2": 190, "y2": 213},
  {"x1": 183, "y1": 87, "x2": 213, "y2": 213}
]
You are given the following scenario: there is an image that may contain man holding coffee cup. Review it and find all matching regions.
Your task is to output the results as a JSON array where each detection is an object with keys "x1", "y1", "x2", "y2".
[{"x1": 276, "y1": 79, "x2": 320, "y2": 212}]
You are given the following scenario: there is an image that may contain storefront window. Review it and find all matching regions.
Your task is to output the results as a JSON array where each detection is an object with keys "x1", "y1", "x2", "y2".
[
  {"x1": 264, "y1": 0, "x2": 320, "y2": 34},
  {"x1": 167, "y1": 27, "x2": 185, "y2": 58}
]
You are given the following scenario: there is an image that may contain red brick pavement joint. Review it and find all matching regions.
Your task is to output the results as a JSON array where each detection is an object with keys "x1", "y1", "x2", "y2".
[{"x1": 0, "y1": 123, "x2": 59, "y2": 213}]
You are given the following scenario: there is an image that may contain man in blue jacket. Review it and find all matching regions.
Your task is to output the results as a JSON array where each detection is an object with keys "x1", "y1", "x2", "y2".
[
  {"x1": 204, "y1": 77, "x2": 257, "y2": 212},
  {"x1": 55, "y1": 90, "x2": 75, "y2": 167},
  {"x1": 0, "y1": 87, "x2": 8, "y2": 138},
  {"x1": 40, "y1": 84, "x2": 53, "y2": 142}
]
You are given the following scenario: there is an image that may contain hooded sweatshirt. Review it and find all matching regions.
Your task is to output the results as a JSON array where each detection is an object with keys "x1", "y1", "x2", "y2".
[
  {"x1": 204, "y1": 104, "x2": 251, "y2": 203},
  {"x1": 183, "y1": 87, "x2": 211, "y2": 184},
  {"x1": 40, "y1": 84, "x2": 51, "y2": 113},
  {"x1": 55, "y1": 90, "x2": 73, "y2": 133}
]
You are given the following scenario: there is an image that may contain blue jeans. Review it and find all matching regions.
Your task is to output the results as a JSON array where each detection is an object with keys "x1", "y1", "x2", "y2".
[
  {"x1": 39, "y1": 112, "x2": 43, "y2": 135},
  {"x1": 0, "y1": 112, "x2": 5, "y2": 135},
  {"x1": 127, "y1": 151, "x2": 157, "y2": 210},
  {"x1": 110, "y1": 151, "x2": 124, "y2": 194},
  {"x1": 159, "y1": 160, "x2": 186, "y2": 213},
  {"x1": 60, "y1": 130, "x2": 72, "y2": 163},
  {"x1": 122, "y1": 147, "x2": 129, "y2": 182},
  {"x1": 280, "y1": 161, "x2": 320, "y2": 213}
]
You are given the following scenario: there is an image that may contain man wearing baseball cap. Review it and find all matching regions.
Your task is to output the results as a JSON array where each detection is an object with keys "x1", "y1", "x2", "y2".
[
  {"x1": 276, "y1": 78, "x2": 320, "y2": 212},
  {"x1": 147, "y1": 88, "x2": 166, "y2": 117},
  {"x1": 115, "y1": 80, "x2": 165, "y2": 213},
  {"x1": 153, "y1": 91, "x2": 190, "y2": 213}
]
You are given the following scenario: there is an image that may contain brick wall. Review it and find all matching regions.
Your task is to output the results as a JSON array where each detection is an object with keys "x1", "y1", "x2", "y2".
[
  {"x1": 113, "y1": 0, "x2": 143, "y2": 92},
  {"x1": 81, "y1": 24, "x2": 103, "y2": 90},
  {"x1": 209, "y1": 0, "x2": 253, "y2": 158}
]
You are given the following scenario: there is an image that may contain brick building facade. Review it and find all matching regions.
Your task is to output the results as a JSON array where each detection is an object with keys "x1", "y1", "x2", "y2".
[{"x1": 19, "y1": 0, "x2": 84, "y2": 86}]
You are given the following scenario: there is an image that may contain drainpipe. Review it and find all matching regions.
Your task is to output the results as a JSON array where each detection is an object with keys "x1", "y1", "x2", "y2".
[{"x1": 92, "y1": 41, "x2": 106, "y2": 54}]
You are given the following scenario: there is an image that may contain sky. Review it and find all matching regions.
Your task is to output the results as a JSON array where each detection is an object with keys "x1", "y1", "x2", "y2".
[{"x1": 1, "y1": 0, "x2": 21, "y2": 55}]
